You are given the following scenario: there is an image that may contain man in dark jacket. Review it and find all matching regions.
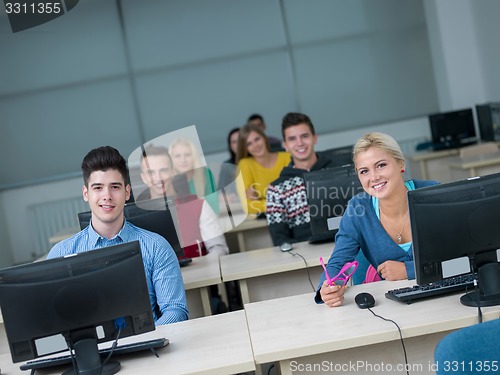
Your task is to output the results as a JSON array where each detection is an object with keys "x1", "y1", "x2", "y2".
[{"x1": 266, "y1": 112, "x2": 339, "y2": 246}]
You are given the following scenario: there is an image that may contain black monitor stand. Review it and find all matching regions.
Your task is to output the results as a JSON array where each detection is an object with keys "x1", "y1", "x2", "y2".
[
  {"x1": 460, "y1": 257, "x2": 500, "y2": 308},
  {"x1": 63, "y1": 328, "x2": 120, "y2": 375}
]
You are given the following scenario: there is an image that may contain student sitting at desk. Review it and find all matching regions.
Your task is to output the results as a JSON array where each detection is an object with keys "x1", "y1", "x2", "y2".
[
  {"x1": 266, "y1": 112, "x2": 337, "y2": 245},
  {"x1": 48, "y1": 146, "x2": 188, "y2": 324},
  {"x1": 236, "y1": 123, "x2": 291, "y2": 215},
  {"x1": 316, "y1": 133, "x2": 438, "y2": 306}
]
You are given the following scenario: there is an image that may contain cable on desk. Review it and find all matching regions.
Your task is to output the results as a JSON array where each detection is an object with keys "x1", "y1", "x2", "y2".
[
  {"x1": 465, "y1": 281, "x2": 483, "y2": 323},
  {"x1": 368, "y1": 307, "x2": 409, "y2": 375},
  {"x1": 288, "y1": 251, "x2": 316, "y2": 292}
]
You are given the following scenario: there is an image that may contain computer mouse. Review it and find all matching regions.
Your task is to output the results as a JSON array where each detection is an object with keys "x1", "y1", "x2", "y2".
[
  {"x1": 355, "y1": 292, "x2": 375, "y2": 309},
  {"x1": 279, "y1": 242, "x2": 293, "y2": 252}
]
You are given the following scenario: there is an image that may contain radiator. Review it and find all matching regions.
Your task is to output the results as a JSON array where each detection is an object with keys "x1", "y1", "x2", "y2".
[{"x1": 28, "y1": 197, "x2": 88, "y2": 258}]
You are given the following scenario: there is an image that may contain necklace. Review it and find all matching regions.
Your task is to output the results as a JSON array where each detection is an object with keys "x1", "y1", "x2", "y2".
[{"x1": 379, "y1": 208, "x2": 409, "y2": 243}]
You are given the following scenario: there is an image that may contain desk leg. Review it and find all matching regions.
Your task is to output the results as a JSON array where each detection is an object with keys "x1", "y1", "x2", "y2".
[
  {"x1": 199, "y1": 287, "x2": 212, "y2": 316},
  {"x1": 279, "y1": 360, "x2": 292, "y2": 375},
  {"x1": 239, "y1": 279, "x2": 250, "y2": 305},
  {"x1": 237, "y1": 231, "x2": 246, "y2": 252}
]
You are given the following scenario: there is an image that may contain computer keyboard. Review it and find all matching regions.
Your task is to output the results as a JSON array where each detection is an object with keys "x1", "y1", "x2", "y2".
[
  {"x1": 385, "y1": 273, "x2": 476, "y2": 304},
  {"x1": 20, "y1": 337, "x2": 169, "y2": 371}
]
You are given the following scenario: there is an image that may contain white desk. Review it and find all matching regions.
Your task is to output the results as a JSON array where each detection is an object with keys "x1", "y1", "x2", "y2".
[
  {"x1": 244, "y1": 280, "x2": 500, "y2": 375},
  {"x1": 220, "y1": 241, "x2": 333, "y2": 304},
  {"x1": 1, "y1": 311, "x2": 256, "y2": 375},
  {"x1": 181, "y1": 255, "x2": 222, "y2": 318},
  {"x1": 224, "y1": 216, "x2": 273, "y2": 252},
  {"x1": 448, "y1": 152, "x2": 500, "y2": 180},
  {"x1": 408, "y1": 149, "x2": 460, "y2": 183}
]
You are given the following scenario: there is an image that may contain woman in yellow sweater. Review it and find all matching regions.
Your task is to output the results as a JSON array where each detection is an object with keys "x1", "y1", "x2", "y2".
[{"x1": 236, "y1": 123, "x2": 291, "y2": 215}]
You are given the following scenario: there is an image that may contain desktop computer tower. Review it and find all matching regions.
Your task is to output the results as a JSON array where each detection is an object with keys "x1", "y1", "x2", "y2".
[{"x1": 476, "y1": 103, "x2": 500, "y2": 142}]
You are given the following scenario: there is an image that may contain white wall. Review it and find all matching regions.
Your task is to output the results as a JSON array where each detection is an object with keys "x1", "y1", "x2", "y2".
[
  {"x1": 423, "y1": 0, "x2": 486, "y2": 111},
  {"x1": 0, "y1": 198, "x2": 13, "y2": 268},
  {"x1": 0, "y1": 0, "x2": 437, "y2": 189},
  {"x1": 1, "y1": 177, "x2": 85, "y2": 264}
]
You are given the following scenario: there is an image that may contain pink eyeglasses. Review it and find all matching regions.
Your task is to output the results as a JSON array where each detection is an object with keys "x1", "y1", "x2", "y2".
[{"x1": 319, "y1": 257, "x2": 359, "y2": 287}]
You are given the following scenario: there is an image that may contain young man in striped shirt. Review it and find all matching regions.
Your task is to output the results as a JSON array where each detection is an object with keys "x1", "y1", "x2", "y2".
[{"x1": 48, "y1": 146, "x2": 188, "y2": 324}]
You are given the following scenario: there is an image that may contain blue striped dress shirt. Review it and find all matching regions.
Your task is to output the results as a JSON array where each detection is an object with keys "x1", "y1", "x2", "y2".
[{"x1": 48, "y1": 220, "x2": 189, "y2": 325}]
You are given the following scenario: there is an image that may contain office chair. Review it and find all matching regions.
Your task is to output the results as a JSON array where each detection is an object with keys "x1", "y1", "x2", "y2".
[{"x1": 434, "y1": 318, "x2": 500, "y2": 374}]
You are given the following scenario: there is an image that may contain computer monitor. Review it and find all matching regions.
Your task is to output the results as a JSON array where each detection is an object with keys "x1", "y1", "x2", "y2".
[
  {"x1": 0, "y1": 241, "x2": 155, "y2": 374},
  {"x1": 304, "y1": 164, "x2": 363, "y2": 243},
  {"x1": 78, "y1": 198, "x2": 186, "y2": 262},
  {"x1": 320, "y1": 145, "x2": 354, "y2": 168},
  {"x1": 428, "y1": 108, "x2": 477, "y2": 150},
  {"x1": 408, "y1": 173, "x2": 500, "y2": 307}
]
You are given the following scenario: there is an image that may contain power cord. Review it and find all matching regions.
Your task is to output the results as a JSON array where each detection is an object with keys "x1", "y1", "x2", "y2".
[
  {"x1": 288, "y1": 251, "x2": 316, "y2": 292},
  {"x1": 367, "y1": 307, "x2": 409, "y2": 375},
  {"x1": 465, "y1": 280, "x2": 483, "y2": 323},
  {"x1": 100, "y1": 322, "x2": 125, "y2": 374},
  {"x1": 65, "y1": 336, "x2": 78, "y2": 375}
]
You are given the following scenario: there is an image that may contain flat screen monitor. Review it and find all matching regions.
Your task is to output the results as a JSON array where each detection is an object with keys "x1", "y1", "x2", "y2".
[
  {"x1": 320, "y1": 145, "x2": 354, "y2": 168},
  {"x1": 78, "y1": 198, "x2": 186, "y2": 261},
  {"x1": 0, "y1": 240, "x2": 155, "y2": 374},
  {"x1": 304, "y1": 164, "x2": 363, "y2": 243},
  {"x1": 408, "y1": 173, "x2": 500, "y2": 307},
  {"x1": 429, "y1": 108, "x2": 477, "y2": 150}
]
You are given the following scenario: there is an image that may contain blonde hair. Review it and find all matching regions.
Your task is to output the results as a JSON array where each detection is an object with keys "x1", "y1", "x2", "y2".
[
  {"x1": 353, "y1": 132, "x2": 405, "y2": 168},
  {"x1": 236, "y1": 123, "x2": 270, "y2": 163},
  {"x1": 169, "y1": 138, "x2": 205, "y2": 198}
]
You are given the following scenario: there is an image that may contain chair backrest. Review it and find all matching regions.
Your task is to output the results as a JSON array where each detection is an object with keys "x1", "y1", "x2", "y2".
[
  {"x1": 434, "y1": 319, "x2": 500, "y2": 375},
  {"x1": 459, "y1": 142, "x2": 498, "y2": 158}
]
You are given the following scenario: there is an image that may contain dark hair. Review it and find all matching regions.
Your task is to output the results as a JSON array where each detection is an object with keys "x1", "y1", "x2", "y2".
[
  {"x1": 247, "y1": 113, "x2": 264, "y2": 123},
  {"x1": 281, "y1": 112, "x2": 315, "y2": 140},
  {"x1": 141, "y1": 144, "x2": 172, "y2": 167},
  {"x1": 226, "y1": 127, "x2": 240, "y2": 164},
  {"x1": 81, "y1": 146, "x2": 129, "y2": 186}
]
